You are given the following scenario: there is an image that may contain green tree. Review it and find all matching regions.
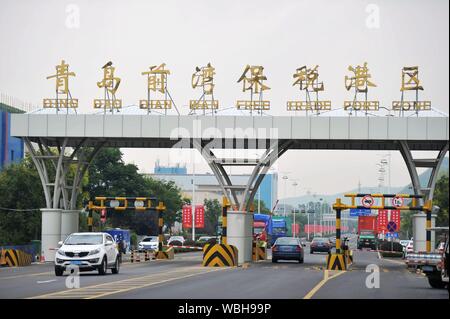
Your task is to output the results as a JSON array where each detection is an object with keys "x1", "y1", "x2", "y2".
[
  {"x1": 0, "y1": 156, "x2": 45, "y2": 244},
  {"x1": 434, "y1": 174, "x2": 449, "y2": 227},
  {"x1": 84, "y1": 148, "x2": 186, "y2": 235},
  {"x1": 203, "y1": 198, "x2": 222, "y2": 235},
  {"x1": 252, "y1": 199, "x2": 271, "y2": 214}
]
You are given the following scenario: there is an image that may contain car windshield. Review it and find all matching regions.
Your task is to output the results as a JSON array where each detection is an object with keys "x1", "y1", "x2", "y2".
[
  {"x1": 254, "y1": 227, "x2": 265, "y2": 234},
  {"x1": 312, "y1": 238, "x2": 327, "y2": 242},
  {"x1": 65, "y1": 234, "x2": 103, "y2": 245},
  {"x1": 170, "y1": 236, "x2": 183, "y2": 240},
  {"x1": 275, "y1": 238, "x2": 299, "y2": 245},
  {"x1": 273, "y1": 227, "x2": 285, "y2": 235},
  {"x1": 142, "y1": 237, "x2": 157, "y2": 242}
]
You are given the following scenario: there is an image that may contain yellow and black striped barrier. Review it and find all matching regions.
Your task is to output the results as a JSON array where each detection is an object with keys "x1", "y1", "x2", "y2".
[
  {"x1": 202, "y1": 196, "x2": 238, "y2": 267},
  {"x1": 0, "y1": 249, "x2": 32, "y2": 267},
  {"x1": 252, "y1": 241, "x2": 267, "y2": 262},
  {"x1": 202, "y1": 243, "x2": 238, "y2": 267},
  {"x1": 345, "y1": 250, "x2": 353, "y2": 265},
  {"x1": 154, "y1": 246, "x2": 174, "y2": 260},
  {"x1": 326, "y1": 253, "x2": 346, "y2": 270}
]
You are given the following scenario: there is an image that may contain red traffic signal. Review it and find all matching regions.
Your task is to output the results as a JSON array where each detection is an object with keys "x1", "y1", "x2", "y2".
[{"x1": 100, "y1": 209, "x2": 107, "y2": 223}]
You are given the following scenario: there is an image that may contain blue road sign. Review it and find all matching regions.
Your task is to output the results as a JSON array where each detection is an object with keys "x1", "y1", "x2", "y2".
[
  {"x1": 387, "y1": 221, "x2": 397, "y2": 233},
  {"x1": 386, "y1": 232, "x2": 399, "y2": 238},
  {"x1": 350, "y1": 208, "x2": 372, "y2": 217}
]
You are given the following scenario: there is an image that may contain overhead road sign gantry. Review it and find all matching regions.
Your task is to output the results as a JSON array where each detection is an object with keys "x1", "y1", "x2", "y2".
[{"x1": 344, "y1": 193, "x2": 424, "y2": 211}]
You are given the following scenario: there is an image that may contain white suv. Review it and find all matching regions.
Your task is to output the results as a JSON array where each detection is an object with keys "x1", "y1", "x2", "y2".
[{"x1": 55, "y1": 232, "x2": 120, "y2": 276}]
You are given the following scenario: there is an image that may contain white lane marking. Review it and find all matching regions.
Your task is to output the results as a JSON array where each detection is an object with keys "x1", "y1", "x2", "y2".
[{"x1": 37, "y1": 279, "x2": 57, "y2": 284}]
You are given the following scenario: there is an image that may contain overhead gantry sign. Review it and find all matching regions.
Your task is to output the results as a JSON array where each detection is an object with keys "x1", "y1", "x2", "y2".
[
  {"x1": 327, "y1": 193, "x2": 432, "y2": 271},
  {"x1": 86, "y1": 197, "x2": 173, "y2": 260}
]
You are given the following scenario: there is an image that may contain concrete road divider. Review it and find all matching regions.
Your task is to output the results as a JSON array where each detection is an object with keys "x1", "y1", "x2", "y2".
[
  {"x1": 202, "y1": 243, "x2": 238, "y2": 267},
  {"x1": 0, "y1": 249, "x2": 33, "y2": 267}
]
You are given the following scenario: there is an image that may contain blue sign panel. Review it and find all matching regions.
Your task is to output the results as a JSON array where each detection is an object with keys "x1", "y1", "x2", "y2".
[
  {"x1": 350, "y1": 208, "x2": 372, "y2": 217},
  {"x1": 386, "y1": 232, "x2": 399, "y2": 238}
]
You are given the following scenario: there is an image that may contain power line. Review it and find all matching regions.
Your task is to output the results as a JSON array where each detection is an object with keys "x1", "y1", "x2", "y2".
[{"x1": 0, "y1": 207, "x2": 41, "y2": 212}]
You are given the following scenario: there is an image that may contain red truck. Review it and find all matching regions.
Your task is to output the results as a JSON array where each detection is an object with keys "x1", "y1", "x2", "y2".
[{"x1": 357, "y1": 216, "x2": 378, "y2": 250}]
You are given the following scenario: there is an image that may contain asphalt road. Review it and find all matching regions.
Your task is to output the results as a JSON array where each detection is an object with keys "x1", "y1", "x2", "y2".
[{"x1": 0, "y1": 242, "x2": 448, "y2": 299}]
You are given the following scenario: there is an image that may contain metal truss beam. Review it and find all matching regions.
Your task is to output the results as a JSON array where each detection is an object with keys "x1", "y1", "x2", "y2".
[
  {"x1": 24, "y1": 137, "x2": 106, "y2": 210},
  {"x1": 399, "y1": 140, "x2": 449, "y2": 203},
  {"x1": 195, "y1": 139, "x2": 292, "y2": 211}
]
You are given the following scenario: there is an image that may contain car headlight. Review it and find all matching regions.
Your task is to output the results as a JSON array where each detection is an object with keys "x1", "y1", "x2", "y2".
[
  {"x1": 88, "y1": 248, "x2": 101, "y2": 256},
  {"x1": 57, "y1": 249, "x2": 66, "y2": 256}
]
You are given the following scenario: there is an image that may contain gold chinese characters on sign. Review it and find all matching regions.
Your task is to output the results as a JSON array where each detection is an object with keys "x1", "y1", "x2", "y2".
[
  {"x1": 236, "y1": 65, "x2": 270, "y2": 112},
  {"x1": 287, "y1": 65, "x2": 331, "y2": 113},
  {"x1": 392, "y1": 66, "x2": 431, "y2": 112},
  {"x1": 190, "y1": 63, "x2": 218, "y2": 111},
  {"x1": 139, "y1": 63, "x2": 172, "y2": 111},
  {"x1": 344, "y1": 62, "x2": 379, "y2": 112},
  {"x1": 94, "y1": 61, "x2": 122, "y2": 111},
  {"x1": 43, "y1": 60, "x2": 78, "y2": 109}
]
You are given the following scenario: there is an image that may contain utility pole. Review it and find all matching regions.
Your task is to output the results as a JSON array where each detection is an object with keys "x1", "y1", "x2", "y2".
[
  {"x1": 282, "y1": 175, "x2": 288, "y2": 218},
  {"x1": 192, "y1": 157, "x2": 196, "y2": 241},
  {"x1": 292, "y1": 181, "x2": 298, "y2": 237}
]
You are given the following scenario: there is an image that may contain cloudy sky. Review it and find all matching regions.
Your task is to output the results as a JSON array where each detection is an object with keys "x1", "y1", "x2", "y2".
[{"x1": 0, "y1": 0, "x2": 448, "y2": 197}]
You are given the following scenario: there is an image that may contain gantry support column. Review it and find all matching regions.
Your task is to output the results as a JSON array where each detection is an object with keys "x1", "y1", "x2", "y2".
[
  {"x1": 399, "y1": 141, "x2": 449, "y2": 252},
  {"x1": 195, "y1": 138, "x2": 292, "y2": 262},
  {"x1": 24, "y1": 137, "x2": 105, "y2": 261}
]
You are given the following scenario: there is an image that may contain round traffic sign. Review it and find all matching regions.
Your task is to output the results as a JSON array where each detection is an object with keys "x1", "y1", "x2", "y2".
[
  {"x1": 134, "y1": 200, "x2": 144, "y2": 208},
  {"x1": 361, "y1": 195, "x2": 375, "y2": 208},
  {"x1": 387, "y1": 221, "x2": 397, "y2": 233},
  {"x1": 392, "y1": 196, "x2": 404, "y2": 208}
]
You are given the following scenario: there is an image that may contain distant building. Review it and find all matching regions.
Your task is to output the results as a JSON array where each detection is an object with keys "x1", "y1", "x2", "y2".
[
  {"x1": 0, "y1": 101, "x2": 25, "y2": 169},
  {"x1": 154, "y1": 161, "x2": 187, "y2": 175},
  {"x1": 145, "y1": 165, "x2": 277, "y2": 212}
]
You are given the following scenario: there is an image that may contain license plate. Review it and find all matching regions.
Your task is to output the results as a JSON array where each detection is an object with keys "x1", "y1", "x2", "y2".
[{"x1": 71, "y1": 260, "x2": 82, "y2": 265}]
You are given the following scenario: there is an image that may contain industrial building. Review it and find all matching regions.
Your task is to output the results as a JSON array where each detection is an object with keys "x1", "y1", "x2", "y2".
[{"x1": 0, "y1": 97, "x2": 25, "y2": 169}]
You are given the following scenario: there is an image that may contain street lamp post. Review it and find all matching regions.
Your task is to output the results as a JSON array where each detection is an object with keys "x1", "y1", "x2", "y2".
[
  {"x1": 191, "y1": 157, "x2": 196, "y2": 241},
  {"x1": 282, "y1": 175, "x2": 288, "y2": 218},
  {"x1": 292, "y1": 181, "x2": 298, "y2": 237}
]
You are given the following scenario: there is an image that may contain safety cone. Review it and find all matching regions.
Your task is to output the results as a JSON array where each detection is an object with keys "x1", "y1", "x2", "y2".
[{"x1": 40, "y1": 252, "x2": 45, "y2": 263}]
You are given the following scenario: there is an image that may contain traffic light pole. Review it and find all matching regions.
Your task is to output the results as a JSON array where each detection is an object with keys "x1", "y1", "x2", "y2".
[
  {"x1": 157, "y1": 202, "x2": 165, "y2": 252},
  {"x1": 88, "y1": 201, "x2": 93, "y2": 232}
]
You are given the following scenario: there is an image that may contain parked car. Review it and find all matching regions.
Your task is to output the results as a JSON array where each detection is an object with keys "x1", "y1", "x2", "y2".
[
  {"x1": 310, "y1": 237, "x2": 331, "y2": 254},
  {"x1": 271, "y1": 237, "x2": 305, "y2": 263},
  {"x1": 55, "y1": 232, "x2": 120, "y2": 276},
  {"x1": 329, "y1": 237, "x2": 336, "y2": 246},
  {"x1": 167, "y1": 236, "x2": 186, "y2": 246},
  {"x1": 138, "y1": 236, "x2": 159, "y2": 251},
  {"x1": 197, "y1": 236, "x2": 216, "y2": 246}
]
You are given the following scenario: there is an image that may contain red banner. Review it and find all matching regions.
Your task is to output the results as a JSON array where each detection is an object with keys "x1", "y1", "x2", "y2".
[
  {"x1": 390, "y1": 210, "x2": 401, "y2": 231},
  {"x1": 292, "y1": 224, "x2": 300, "y2": 235},
  {"x1": 377, "y1": 210, "x2": 388, "y2": 234},
  {"x1": 194, "y1": 205, "x2": 205, "y2": 228},
  {"x1": 182, "y1": 205, "x2": 192, "y2": 228},
  {"x1": 303, "y1": 224, "x2": 344, "y2": 234}
]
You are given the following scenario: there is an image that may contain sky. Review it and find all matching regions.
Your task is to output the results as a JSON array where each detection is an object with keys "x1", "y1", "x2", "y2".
[{"x1": 0, "y1": 0, "x2": 448, "y2": 198}]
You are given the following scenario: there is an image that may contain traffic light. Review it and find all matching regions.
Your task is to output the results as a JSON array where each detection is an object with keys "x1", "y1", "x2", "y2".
[{"x1": 100, "y1": 209, "x2": 107, "y2": 223}]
